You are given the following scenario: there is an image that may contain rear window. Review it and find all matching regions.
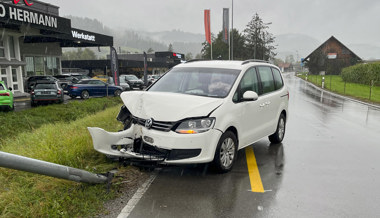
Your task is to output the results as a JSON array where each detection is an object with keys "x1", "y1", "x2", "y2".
[
  {"x1": 272, "y1": 68, "x2": 284, "y2": 90},
  {"x1": 0, "y1": 84, "x2": 4, "y2": 90},
  {"x1": 258, "y1": 66, "x2": 275, "y2": 94},
  {"x1": 35, "y1": 84, "x2": 56, "y2": 89}
]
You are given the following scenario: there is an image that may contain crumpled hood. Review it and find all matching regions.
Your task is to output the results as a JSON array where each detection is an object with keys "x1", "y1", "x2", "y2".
[{"x1": 120, "y1": 91, "x2": 224, "y2": 121}]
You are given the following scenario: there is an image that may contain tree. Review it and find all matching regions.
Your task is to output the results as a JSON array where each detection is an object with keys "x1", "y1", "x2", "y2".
[
  {"x1": 201, "y1": 29, "x2": 246, "y2": 60},
  {"x1": 285, "y1": 55, "x2": 295, "y2": 64},
  {"x1": 243, "y1": 13, "x2": 276, "y2": 61},
  {"x1": 147, "y1": 48, "x2": 154, "y2": 53},
  {"x1": 168, "y1": 43, "x2": 173, "y2": 52},
  {"x1": 185, "y1": 52, "x2": 193, "y2": 61},
  {"x1": 62, "y1": 48, "x2": 97, "y2": 60}
]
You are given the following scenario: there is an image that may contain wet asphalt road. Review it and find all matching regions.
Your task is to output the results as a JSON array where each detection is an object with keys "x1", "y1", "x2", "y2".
[{"x1": 127, "y1": 73, "x2": 380, "y2": 217}]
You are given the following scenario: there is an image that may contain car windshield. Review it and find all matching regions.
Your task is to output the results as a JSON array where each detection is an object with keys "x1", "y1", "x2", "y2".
[
  {"x1": 126, "y1": 75, "x2": 139, "y2": 80},
  {"x1": 35, "y1": 84, "x2": 56, "y2": 89},
  {"x1": 148, "y1": 67, "x2": 240, "y2": 98}
]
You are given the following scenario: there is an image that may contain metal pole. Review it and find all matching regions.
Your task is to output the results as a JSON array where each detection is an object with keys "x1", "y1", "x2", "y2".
[
  {"x1": 231, "y1": 0, "x2": 234, "y2": 60},
  {"x1": 0, "y1": 151, "x2": 109, "y2": 184}
]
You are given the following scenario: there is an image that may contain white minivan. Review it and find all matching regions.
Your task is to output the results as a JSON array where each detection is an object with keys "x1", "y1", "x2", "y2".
[{"x1": 88, "y1": 60, "x2": 289, "y2": 172}]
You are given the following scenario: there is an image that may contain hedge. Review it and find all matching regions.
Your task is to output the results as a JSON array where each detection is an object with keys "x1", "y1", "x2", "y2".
[{"x1": 341, "y1": 62, "x2": 380, "y2": 86}]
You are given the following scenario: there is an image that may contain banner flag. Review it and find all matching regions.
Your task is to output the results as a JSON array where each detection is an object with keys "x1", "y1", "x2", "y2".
[
  {"x1": 222, "y1": 8, "x2": 229, "y2": 44},
  {"x1": 110, "y1": 46, "x2": 120, "y2": 86},
  {"x1": 204, "y1": 9, "x2": 211, "y2": 44}
]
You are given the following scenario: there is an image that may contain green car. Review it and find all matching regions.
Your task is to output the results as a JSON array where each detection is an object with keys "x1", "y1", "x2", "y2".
[{"x1": 0, "y1": 81, "x2": 14, "y2": 111}]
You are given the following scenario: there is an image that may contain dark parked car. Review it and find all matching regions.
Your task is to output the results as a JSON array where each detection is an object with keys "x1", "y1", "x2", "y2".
[
  {"x1": 66, "y1": 79, "x2": 123, "y2": 99},
  {"x1": 25, "y1": 76, "x2": 58, "y2": 92},
  {"x1": 53, "y1": 75, "x2": 76, "y2": 90},
  {"x1": 30, "y1": 81, "x2": 64, "y2": 106},
  {"x1": 120, "y1": 74, "x2": 144, "y2": 89}
]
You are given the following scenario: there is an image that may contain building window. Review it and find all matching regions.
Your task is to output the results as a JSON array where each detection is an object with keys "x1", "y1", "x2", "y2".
[
  {"x1": 25, "y1": 57, "x2": 35, "y2": 77},
  {"x1": 0, "y1": 40, "x2": 5, "y2": 58},
  {"x1": 0, "y1": 68, "x2": 7, "y2": 86},
  {"x1": 9, "y1": 36, "x2": 16, "y2": 59},
  {"x1": 12, "y1": 68, "x2": 18, "y2": 91}
]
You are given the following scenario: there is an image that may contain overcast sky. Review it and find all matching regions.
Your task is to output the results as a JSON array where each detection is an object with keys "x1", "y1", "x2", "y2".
[{"x1": 43, "y1": 0, "x2": 380, "y2": 47}]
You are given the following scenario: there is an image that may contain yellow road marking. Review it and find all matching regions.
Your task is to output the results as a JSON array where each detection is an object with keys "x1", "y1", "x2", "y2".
[{"x1": 245, "y1": 146, "x2": 265, "y2": 193}]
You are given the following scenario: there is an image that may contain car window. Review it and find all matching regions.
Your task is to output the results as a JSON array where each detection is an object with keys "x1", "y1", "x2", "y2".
[
  {"x1": 272, "y1": 68, "x2": 284, "y2": 90},
  {"x1": 149, "y1": 67, "x2": 240, "y2": 98},
  {"x1": 0, "y1": 83, "x2": 4, "y2": 90},
  {"x1": 233, "y1": 67, "x2": 259, "y2": 102},
  {"x1": 35, "y1": 84, "x2": 56, "y2": 89},
  {"x1": 258, "y1": 66, "x2": 275, "y2": 94}
]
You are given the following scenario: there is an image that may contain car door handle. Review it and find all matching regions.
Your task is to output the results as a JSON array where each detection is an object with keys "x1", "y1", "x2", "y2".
[
  {"x1": 259, "y1": 103, "x2": 266, "y2": 107},
  {"x1": 265, "y1": 101, "x2": 271, "y2": 105}
]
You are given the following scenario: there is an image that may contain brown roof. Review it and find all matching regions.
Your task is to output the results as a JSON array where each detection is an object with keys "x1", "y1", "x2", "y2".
[{"x1": 302, "y1": 36, "x2": 362, "y2": 62}]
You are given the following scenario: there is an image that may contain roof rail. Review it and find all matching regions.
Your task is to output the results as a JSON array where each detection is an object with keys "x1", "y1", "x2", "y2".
[
  {"x1": 241, "y1": 59, "x2": 269, "y2": 65},
  {"x1": 185, "y1": 59, "x2": 210, "y2": 63}
]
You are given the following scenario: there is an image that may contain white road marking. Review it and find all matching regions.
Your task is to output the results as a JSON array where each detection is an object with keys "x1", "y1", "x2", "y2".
[{"x1": 117, "y1": 172, "x2": 157, "y2": 218}]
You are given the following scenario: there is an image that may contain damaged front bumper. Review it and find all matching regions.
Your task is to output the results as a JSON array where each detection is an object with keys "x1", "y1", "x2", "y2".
[{"x1": 87, "y1": 124, "x2": 222, "y2": 164}]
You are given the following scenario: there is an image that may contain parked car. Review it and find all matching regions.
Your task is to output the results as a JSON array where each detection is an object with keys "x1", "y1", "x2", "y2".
[
  {"x1": 66, "y1": 79, "x2": 123, "y2": 99},
  {"x1": 25, "y1": 76, "x2": 58, "y2": 92},
  {"x1": 53, "y1": 74, "x2": 76, "y2": 89},
  {"x1": 0, "y1": 81, "x2": 14, "y2": 111},
  {"x1": 147, "y1": 74, "x2": 161, "y2": 86},
  {"x1": 88, "y1": 60, "x2": 289, "y2": 173},
  {"x1": 120, "y1": 74, "x2": 144, "y2": 89},
  {"x1": 92, "y1": 75, "x2": 110, "y2": 83},
  {"x1": 66, "y1": 73, "x2": 91, "y2": 82},
  {"x1": 30, "y1": 81, "x2": 64, "y2": 106},
  {"x1": 109, "y1": 77, "x2": 131, "y2": 91}
]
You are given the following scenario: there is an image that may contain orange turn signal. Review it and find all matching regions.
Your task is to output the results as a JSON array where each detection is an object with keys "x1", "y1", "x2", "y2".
[{"x1": 177, "y1": 130, "x2": 197, "y2": 134}]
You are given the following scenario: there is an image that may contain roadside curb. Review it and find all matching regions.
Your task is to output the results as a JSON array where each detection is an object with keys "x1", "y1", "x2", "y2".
[{"x1": 298, "y1": 76, "x2": 380, "y2": 110}]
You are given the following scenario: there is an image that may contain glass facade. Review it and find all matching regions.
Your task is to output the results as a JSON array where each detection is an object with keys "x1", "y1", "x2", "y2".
[{"x1": 25, "y1": 56, "x2": 61, "y2": 77}]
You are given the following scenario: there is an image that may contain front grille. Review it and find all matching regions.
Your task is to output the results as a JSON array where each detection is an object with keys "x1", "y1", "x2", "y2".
[{"x1": 133, "y1": 116, "x2": 176, "y2": 132}]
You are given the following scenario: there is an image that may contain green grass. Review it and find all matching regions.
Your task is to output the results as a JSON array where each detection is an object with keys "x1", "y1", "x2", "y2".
[
  {"x1": 0, "y1": 97, "x2": 122, "y2": 147},
  {"x1": 0, "y1": 105, "x2": 127, "y2": 217},
  {"x1": 298, "y1": 74, "x2": 380, "y2": 104}
]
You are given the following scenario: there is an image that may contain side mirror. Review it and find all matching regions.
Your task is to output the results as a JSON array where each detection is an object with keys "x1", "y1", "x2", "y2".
[
  {"x1": 8, "y1": 87, "x2": 12, "y2": 91},
  {"x1": 242, "y1": 91, "x2": 258, "y2": 101}
]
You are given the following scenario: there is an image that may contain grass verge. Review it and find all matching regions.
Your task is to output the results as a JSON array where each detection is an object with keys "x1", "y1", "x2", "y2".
[
  {"x1": 0, "y1": 105, "x2": 137, "y2": 217},
  {"x1": 0, "y1": 97, "x2": 122, "y2": 147},
  {"x1": 298, "y1": 74, "x2": 380, "y2": 104}
]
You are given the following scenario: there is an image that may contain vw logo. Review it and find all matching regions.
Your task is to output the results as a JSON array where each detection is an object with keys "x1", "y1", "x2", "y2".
[{"x1": 145, "y1": 118, "x2": 153, "y2": 129}]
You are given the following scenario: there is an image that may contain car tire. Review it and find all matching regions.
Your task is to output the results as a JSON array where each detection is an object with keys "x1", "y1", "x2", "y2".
[
  {"x1": 10, "y1": 103, "x2": 15, "y2": 111},
  {"x1": 212, "y1": 131, "x2": 238, "y2": 173},
  {"x1": 80, "y1": 90, "x2": 89, "y2": 99},
  {"x1": 114, "y1": 89, "x2": 122, "y2": 96},
  {"x1": 269, "y1": 114, "x2": 286, "y2": 144},
  {"x1": 31, "y1": 100, "x2": 37, "y2": 107}
]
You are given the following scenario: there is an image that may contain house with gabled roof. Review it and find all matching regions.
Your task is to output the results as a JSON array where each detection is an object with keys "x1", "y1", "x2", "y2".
[{"x1": 302, "y1": 36, "x2": 362, "y2": 75}]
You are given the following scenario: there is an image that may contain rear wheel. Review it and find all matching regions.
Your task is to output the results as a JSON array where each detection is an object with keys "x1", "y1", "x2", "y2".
[
  {"x1": 269, "y1": 114, "x2": 286, "y2": 144},
  {"x1": 80, "y1": 90, "x2": 89, "y2": 99},
  {"x1": 212, "y1": 131, "x2": 238, "y2": 173}
]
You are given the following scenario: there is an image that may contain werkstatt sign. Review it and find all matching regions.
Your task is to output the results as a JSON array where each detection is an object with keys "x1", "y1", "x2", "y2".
[{"x1": 0, "y1": 2, "x2": 70, "y2": 34}]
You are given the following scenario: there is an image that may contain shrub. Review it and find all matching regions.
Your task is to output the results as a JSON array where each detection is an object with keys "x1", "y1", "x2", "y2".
[{"x1": 341, "y1": 62, "x2": 380, "y2": 86}]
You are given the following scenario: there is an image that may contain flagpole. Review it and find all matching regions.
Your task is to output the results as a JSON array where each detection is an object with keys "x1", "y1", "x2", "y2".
[
  {"x1": 210, "y1": 9, "x2": 213, "y2": 60},
  {"x1": 231, "y1": 0, "x2": 234, "y2": 60},
  {"x1": 228, "y1": 9, "x2": 231, "y2": 60}
]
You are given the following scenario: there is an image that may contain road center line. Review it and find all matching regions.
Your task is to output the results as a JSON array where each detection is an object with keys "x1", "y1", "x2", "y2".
[{"x1": 245, "y1": 146, "x2": 265, "y2": 193}]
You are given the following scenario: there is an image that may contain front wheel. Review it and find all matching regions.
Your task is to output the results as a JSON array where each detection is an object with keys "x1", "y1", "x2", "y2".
[
  {"x1": 114, "y1": 89, "x2": 122, "y2": 96},
  {"x1": 269, "y1": 114, "x2": 286, "y2": 144},
  {"x1": 80, "y1": 90, "x2": 89, "y2": 99},
  {"x1": 212, "y1": 131, "x2": 238, "y2": 173}
]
